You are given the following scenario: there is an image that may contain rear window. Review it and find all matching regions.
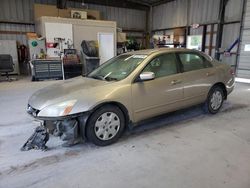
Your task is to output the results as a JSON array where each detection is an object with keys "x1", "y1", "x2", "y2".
[{"x1": 178, "y1": 53, "x2": 212, "y2": 72}]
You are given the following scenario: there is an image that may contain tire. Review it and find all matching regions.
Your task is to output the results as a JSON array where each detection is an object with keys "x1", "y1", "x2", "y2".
[
  {"x1": 204, "y1": 86, "x2": 224, "y2": 114},
  {"x1": 86, "y1": 105, "x2": 125, "y2": 146}
]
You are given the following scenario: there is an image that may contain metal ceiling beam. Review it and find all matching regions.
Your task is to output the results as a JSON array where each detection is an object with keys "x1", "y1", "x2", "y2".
[
  {"x1": 152, "y1": 0, "x2": 176, "y2": 6},
  {"x1": 127, "y1": 0, "x2": 151, "y2": 6},
  {"x1": 68, "y1": 0, "x2": 149, "y2": 10}
]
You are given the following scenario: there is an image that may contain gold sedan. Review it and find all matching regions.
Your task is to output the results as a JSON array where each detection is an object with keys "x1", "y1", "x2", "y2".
[{"x1": 27, "y1": 48, "x2": 235, "y2": 146}]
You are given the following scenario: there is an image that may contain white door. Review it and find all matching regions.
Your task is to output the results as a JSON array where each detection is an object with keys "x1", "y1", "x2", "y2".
[{"x1": 98, "y1": 33, "x2": 115, "y2": 64}]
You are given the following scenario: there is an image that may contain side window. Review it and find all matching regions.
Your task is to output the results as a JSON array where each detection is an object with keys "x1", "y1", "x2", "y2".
[
  {"x1": 178, "y1": 53, "x2": 211, "y2": 72},
  {"x1": 142, "y1": 53, "x2": 178, "y2": 78}
]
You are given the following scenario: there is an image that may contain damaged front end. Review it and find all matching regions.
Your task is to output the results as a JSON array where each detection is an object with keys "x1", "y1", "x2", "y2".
[
  {"x1": 50, "y1": 119, "x2": 80, "y2": 147},
  {"x1": 24, "y1": 104, "x2": 90, "y2": 151}
]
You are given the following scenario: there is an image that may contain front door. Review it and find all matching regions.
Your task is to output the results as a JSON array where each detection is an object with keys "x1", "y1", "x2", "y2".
[{"x1": 131, "y1": 53, "x2": 183, "y2": 122}]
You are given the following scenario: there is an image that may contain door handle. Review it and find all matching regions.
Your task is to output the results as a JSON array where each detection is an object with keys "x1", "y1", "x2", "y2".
[
  {"x1": 171, "y1": 80, "x2": 182, "y2": 85},
  {"x1": 206, "y1": 72, "x2": 215, "y2": 76}
]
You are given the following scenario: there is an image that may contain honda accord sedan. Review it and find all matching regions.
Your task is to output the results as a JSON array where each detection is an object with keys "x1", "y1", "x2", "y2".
[{"x1": 27, "y1": 48, "x2": 235, "y2": 146}]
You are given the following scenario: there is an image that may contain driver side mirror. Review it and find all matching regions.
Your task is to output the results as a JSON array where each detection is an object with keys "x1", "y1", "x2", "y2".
[{"x1": 139, "y1": 72, "x2": 155, "y2": 81}]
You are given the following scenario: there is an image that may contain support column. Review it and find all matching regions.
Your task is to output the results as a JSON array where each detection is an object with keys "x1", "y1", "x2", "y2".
[{"x1": 215, "y1": 0, "x2": 229, "y2": 60}]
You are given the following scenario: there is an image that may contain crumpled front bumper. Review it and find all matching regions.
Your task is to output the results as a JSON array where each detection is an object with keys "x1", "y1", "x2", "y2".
[{"x1": 27, "y1": 104, "x2": 91, "y2": 141}]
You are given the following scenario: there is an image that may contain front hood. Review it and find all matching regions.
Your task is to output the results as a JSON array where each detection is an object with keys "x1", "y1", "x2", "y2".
[{"x1": 28, "y1": 77, "x2": 110, "y2": 110}]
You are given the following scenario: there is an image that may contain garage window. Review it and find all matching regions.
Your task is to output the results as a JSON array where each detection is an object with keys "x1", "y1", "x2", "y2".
[{"x1": 178, "y1": 53, "x2": 212, "y2": 72}]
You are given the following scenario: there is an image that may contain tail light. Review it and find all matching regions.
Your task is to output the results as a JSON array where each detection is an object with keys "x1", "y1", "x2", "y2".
[{"x1": 229, "y1": 68, "x2": 235, "y2": 75}]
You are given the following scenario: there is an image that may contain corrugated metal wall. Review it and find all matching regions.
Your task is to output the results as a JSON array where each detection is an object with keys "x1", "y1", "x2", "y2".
[
  {"x1": 0, "y1": 0, "x2": 146, "y2": 28},
  {"x1": 0, "y1": 0, "x2": 58, "y2": 23},
  {"x1": 0, "y1": 24, "x2": 35, "y2": 45},
  {"x1": 188, "y1": 0, "x2": 220, "y2": 25},
  {"x1": 152, "y1": 0, "x2": 243, "y2": 30},
  {"x1": 87, "y1": 4, "x2": 146, "y2": 30},
  {"x1": 238, "y1": 0, "x2": 250, "y2": 78},
  {"x1": 225, "y1": 0, "x2": 244, "y2": 22},
  {"x1": 221, "y1": 23, "x2": 241, "y2": 66},
  {"x1": 221, "y1": 0, "x2": 243, "y2": 67},
  {"x1": 152, "y1": 0, "x2": 187, "y2": 30},
  {"x1": 152, "y1": 0, "x2": 221, "y2": 30},
  {"x1": 0, "y1": 0, "x2": 146, "y2": 45}
]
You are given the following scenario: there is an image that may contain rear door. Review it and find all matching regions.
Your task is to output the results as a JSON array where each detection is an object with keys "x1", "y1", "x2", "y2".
[
  {"x1": 176, "y1": 52, "x2": 215, "y2": 106},
  {"x1": 131, "y1": 53, "x2": 184, "y2": 122}
]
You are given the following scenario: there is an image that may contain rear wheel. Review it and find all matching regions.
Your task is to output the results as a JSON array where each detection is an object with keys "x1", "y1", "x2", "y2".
[
  {"x1": 86, "y1": 105, "x2": 125, "y2": 146},
  {"x1": 204, "y1": 86, "x2": 224, "y2": 114}
]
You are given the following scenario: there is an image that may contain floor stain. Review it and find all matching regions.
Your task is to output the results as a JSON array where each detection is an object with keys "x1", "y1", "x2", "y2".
[
  {"x1": 0, "y1": 150, "x2": 81, "y2": 177},
  {"x1": 221, "y1": 103, "x2": 249, "y2": 113}
]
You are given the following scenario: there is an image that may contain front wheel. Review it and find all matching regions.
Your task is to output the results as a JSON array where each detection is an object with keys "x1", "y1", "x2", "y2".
[
  {"x1": 86, "y1": 105, "x2": 125, "y2": 146},
  {"x1": 204, "y1": 86, "x2": 224, "y2": 114}
]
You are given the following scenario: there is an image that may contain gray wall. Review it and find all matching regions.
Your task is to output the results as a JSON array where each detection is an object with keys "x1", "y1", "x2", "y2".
[
  {"x1": 238, "y1": 0, "x2": 250, "y2": 78},
  {"x1": 0, "y1": 24, "x2": 35, "y2": 45},
  {"x1": 188, "y1": 0, "x2": 220, "y2": 25},
  {"x1": 0, "y1": 0, "x2": 146, "y2": 44},
  {"x1": 152, "y1": 0, "x2": 221, "y2": 30},
  {"x1": 152, "y1": 0, "x2": 188, "y2": 30},
  {"x1": 221, "y1": 0, "x2": 244, "y2": 68},
  {"x1": 152, "y1": 0, "x2": 243, "y2": 30},
  {"x1": 87, "y1": 4, "x2": 146, "y2": 30}
]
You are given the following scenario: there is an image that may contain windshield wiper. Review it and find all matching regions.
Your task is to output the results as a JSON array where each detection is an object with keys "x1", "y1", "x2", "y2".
[
  {"x1": 105, "y1": 76, "x2": 118, "y2": 81},
  {"x1": 89, "y1": 75, "x2": 118, "y2": 81},
  {"x1": 89, "y1": 75, "x2": 105, "y2": 80}
]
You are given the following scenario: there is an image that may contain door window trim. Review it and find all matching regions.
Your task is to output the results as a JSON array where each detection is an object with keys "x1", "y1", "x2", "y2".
[
  {"x1": 133, "y1": 52, "x2": 181, "y2": 83},
  {"x1": 176, "y1": 52, "x2": 213, "y2": 73}
]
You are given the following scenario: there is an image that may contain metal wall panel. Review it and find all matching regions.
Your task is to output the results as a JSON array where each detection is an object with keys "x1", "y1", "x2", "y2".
[
  {"x1": 238, "y1": 0, "x2": 250, "y2": 78},
  {"x1": 152, "y1": 0, "x2": 220, "y2": 30},
  {"x1": 188, "y1": 0, "x2": 220, "y2": 25},
  {"x1": 0, "y1": 0, "x2": 147, "y2": 44},
  {"x1": 0, "y1": 24, "x2": 35, "y2": 45},
  {"x1": 87, "y1": 4, "x2": 146, "y2": 30},
  {"x1": 221, "y1": 23, "x2": 240, "y2": 52},
  {"x1": 152, "y1": 0, "x2": 188, "y2": 30},
  {"x1": 0, "y1": 0, "x2": 146, "y2": 30},
  {"x1": 225, "y1": 0, "x2": 244, "y2": 22},
  {"x1": 221, "y1": 23, "x2": 240, "y2": 66}
]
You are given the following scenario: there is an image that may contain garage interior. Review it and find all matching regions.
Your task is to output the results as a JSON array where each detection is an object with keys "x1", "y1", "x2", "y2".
[{"x1": 1, "y1": 0, "x2": 250, "y2": 188}]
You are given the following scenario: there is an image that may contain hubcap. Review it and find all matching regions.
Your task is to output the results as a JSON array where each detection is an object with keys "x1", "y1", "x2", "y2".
[
  {"x1": 210, "y1": 91, "x2": 223, "y2": 110},
  {"x1": 94, "y1": 112, "x2": 120, "y2": 141}
]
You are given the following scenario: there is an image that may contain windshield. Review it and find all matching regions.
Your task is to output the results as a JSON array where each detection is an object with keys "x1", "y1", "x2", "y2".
[{"x1": 88, "y1": 54, "x2": 147, "y2": 81}]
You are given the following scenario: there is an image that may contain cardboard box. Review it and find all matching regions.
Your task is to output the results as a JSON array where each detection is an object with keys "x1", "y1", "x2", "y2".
[
  {"x1": 26, "y1": 32, "x2": 38, "y2": 39},
  {"x1": 34, "y1": 4, "x2": 58, "y2": 20},
  {"x1": 71, "y1": 10, "x2": 87, "y2": 19},
  {"x1": 34, "y1": 4, "x2": 101, "y2": 20},
  {"x1": 58, "y1": 9, "x2": 71, "y2": 18},
  {"x1": 68, "y1": 8, "x2": 101, "y2": 20}
]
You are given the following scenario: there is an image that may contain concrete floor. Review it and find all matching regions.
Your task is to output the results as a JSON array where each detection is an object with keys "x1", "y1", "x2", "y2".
[{"x1": 0, "y1": 77, "x2": 250, "y2": 188}]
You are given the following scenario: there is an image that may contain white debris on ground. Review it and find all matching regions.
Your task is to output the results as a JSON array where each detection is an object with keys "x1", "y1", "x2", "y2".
[{"x1": 1, "y1": 77, "x2": 250, "y2": 188}]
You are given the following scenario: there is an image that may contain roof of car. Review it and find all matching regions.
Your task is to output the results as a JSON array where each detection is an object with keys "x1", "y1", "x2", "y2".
[{"x1": 125, "y1": 48, "x2": 200, "y2": 56}]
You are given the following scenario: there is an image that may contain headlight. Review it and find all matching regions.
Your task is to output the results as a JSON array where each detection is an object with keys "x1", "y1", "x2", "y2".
[{"x1": 38, "y1": 100, "x2": 77, "y2": 117}]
